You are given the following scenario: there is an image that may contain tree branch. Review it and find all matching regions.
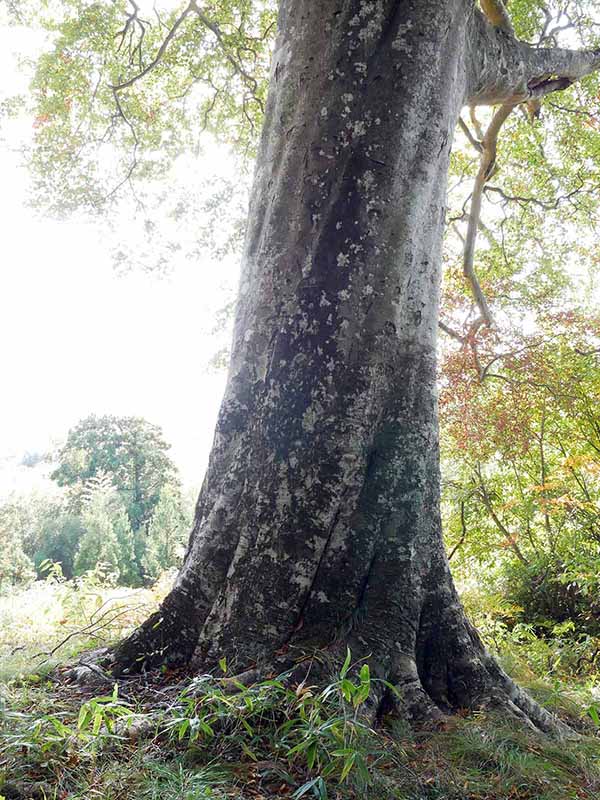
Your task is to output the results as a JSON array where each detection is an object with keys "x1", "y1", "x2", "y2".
[
  {"x1": 458, "y1": 115, "x2": 483, "y2": 152},
  {"x1": 468, "y1": 7, "x2": 600, "y2": 107},
  {"x1": 448, "y1": 500, "x2": 468, "y2": 561},
  {"x1": 462, "y1": 101, "x2": 516, "y2": 329},
  {"x1": 475, "y1": 464, "x2": 530, "y2": 565},
  {"x1": 112, "y1": 2, "x2": 194, "y2": 91},
  {"x1": 480, "y1": 0, "x2": 515, "y2": 36},
  {"x1": 189, "y1": 0, "x2": 263, "y2": 111},
  {"x1": 439, "y1": 320, "x2": 468, "y2": 343},
  {"x1": 484, "y1": 175, "x2": 596, "y2": 211}
]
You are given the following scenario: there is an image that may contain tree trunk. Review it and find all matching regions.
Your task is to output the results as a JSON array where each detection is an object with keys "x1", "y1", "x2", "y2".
[{"x1": 109, "y1": 0, "x2": 587, "y2": 732}]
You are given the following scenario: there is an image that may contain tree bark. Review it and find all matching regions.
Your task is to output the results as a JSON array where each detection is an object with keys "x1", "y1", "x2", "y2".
[{"x1": 109, "y1": 0, "x2": 596, "y2": 732}]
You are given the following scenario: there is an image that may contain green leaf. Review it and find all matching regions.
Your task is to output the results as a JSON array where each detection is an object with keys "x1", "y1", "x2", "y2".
[
  {"x1": 306, "y1": 740, "x2": 317, "y2": 770},
  {"x1": 340, "y1": 679, "x2": 355, "y2": 702},
  {"x1": 77, "y1": 704, "x2": 92, "y2": 730},
  {"x1": 292, "y1": 776, "x2": 328, "y2": 800},
  {"x1": 340, "y1": 647, "x2": 352, "y2": 679},
  {"x1": 177, "y1": 718, "x2": 190, "y2": 740},
  {"x1": 92, "y1": 710, "x2": 103, "y2": 735},
  {"x1": 241, "y1": 741, "x2": 258, "y2": 761},
  {"x1": 340, "y1": 752, "x2": 357, "y2": 782},
  {"x1": 587, "y1": 705, "x2": 600, "y2": 726},
  {"x1": 359, "y1": 664, "x2": 370, "y2": 685}
]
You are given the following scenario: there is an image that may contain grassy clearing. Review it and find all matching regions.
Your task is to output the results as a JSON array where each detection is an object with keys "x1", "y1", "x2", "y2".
[
  {"x1": 0, "y1": 571, "x2": 171, "y2": 684},
  {"x1": 1, "y1": 577, "x2": 600, "y2": 800}
]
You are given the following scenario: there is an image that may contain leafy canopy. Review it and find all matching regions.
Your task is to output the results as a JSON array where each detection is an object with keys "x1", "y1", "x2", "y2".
[{"x1": 2, "y1": 0, "x2": 275, "y2": 216}]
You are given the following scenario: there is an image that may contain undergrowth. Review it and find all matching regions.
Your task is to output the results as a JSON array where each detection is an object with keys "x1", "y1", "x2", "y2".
[
  {"x1": 0, "y1": 567, "x2": 171, "y2": 684},
  {"x1": 1, "y1": 574, "x2": 600, "y2": 799},
  {"x1": 2, "y1": 662, "x2": 600, "y2": 799}
]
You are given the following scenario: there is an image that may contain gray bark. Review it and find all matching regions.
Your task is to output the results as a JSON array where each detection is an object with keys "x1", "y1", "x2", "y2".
[{"x1": 110, "y1": 0, "x2": 596, "y2": 731}]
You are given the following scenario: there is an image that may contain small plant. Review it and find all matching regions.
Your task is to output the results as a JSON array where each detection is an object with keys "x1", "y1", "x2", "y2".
[
  {"x1": 76, "y1": 683, "x2": 134, "y2": 739},
  {"x1": 162, "y1": 651, "x2": 384, "y2": 795},
  {"x1": 586, "y1": 703, "x2": 600, "y2": 727}
]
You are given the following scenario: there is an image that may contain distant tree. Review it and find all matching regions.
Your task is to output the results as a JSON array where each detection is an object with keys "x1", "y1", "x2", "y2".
[
  {"x1": 0, "y1": 501, "x2": 35, "y2": 590},
  {"x1": 20, "y1": 451, "x2": 46, "y2": 468},
  {"x1": 143, "y1": 484, "x2": 190, "y2": 581},
  {"x1": 74, "y1": 475, "x2": 139, "y2": 585},
  {"x1": 51, "y1": 415, "x2": 179, "y2": 532},
  {"x1": 29, "y1": 506, "x2": 84, "y2": 579},
  {"x1": 0, "y1": 493, "x2": 87, "y2": 579}
]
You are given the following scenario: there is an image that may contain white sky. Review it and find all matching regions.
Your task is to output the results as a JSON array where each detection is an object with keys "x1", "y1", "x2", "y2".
[{"x1": 0, "y1": 22, "x2": 235, "y2": 489}]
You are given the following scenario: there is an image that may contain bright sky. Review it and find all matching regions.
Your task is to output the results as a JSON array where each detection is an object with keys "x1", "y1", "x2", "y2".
[{"x1": 0, "y1": 22, "x2": 236, "y2": 489}]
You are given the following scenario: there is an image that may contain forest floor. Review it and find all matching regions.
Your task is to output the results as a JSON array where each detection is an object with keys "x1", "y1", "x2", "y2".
[{"x1": 1, "y1": 577, "x2": 600, "y2": 800}]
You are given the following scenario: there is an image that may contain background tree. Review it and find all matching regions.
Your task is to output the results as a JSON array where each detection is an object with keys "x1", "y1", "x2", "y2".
[
  {"x1": 0, "y1": 494, "x2": 81, "y2": 581},
  {"x1": 0, "y1": 421, "x2": 190, "y2": 589},
  {"x1": 74, "y1": 474, "x2": 139, "y2": 585},
  {"x1": 24, "y1": 500, "x2": 84, "y2": 579},
  {"x1": 51, "y1": 414, "x2": 180, "y2": 532},
  {"x1": 442, "y1": 306, "x2": 600, "y2": 633},
  {"x1": 143, "y1": 484, "x2": 191, "y2": 581},
  {"x1": 0, "y1": 501, "x2": 35, "y2": 590}
]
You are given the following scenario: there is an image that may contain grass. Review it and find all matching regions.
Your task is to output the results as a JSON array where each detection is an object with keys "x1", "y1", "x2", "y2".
[
  {"x1": 2, "y1": 677, "x2": 600, "y2": 800},
  {"x1": 0, "y1": 571, "x2": 171, "y2": 684},
  {"x1": 1, "y1": 575, "x2": 600, "y2": 800}
]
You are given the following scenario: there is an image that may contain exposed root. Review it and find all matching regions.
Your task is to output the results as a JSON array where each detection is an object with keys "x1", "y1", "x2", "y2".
[
  {"x1": 217, "y1": 668, "x2": 264, "y2": 694},
  {"x1": 57, "y1": 630, "x2": 576, "y2": 753},
  {"x1": 480, "y1": 652, "x2": 576, "y2": 738},
  {"x1": 82, "y1": 571, "x2": 574, "y2": 741},
  {"x1": 387, "y1": 653, "x2": 446, "y2": 724},
  {"x1": 111, "y1": 586, "x2": 200, "y2": 675},
  {"x1": 62, "y1": 647, "x2": 114, "y2": 687}
]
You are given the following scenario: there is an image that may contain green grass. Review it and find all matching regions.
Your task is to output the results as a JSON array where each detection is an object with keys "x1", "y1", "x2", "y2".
[
  {"x1": 2, "y1": 670, "x2": 600, "y2": 800},
  {"x1": 2, "y1": 577, "x2": 600, "y2": 800},
  {"x1": 0, "y1": 573, "x2": 169, "y2": 683}
]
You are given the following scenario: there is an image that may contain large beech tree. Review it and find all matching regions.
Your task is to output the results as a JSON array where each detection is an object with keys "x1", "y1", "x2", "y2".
[
  {"x1": 7, "y1": 0, "x2": 600, "y2": 728},
  {"x1": 110, "y1": 0, "x2": 600, "y2": 729}
]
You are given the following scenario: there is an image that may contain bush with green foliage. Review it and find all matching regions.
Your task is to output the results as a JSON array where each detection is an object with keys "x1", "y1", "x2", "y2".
[{"x1": 0, "y1": 502, "x2": 35, "y2": 591}]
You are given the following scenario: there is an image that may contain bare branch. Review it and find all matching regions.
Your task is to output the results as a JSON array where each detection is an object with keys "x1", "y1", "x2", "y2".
[
  {"x1": 112, "y1": 2, "x2": 194, "y2": 91},
  {"x1": 475, "y1": 464, "x2": 530, "y2": 565},
  {"x1": 111, "y1": 0, "x2": 264, "y2": 122},
  {"x1": 448, "y1": 500, "x2": 468, "y2": 561},
  {"x1": 462, "y1": 102, "x2": 517, "y2": 329},
  {"x1": 100, "y1": 87, "x2": 143, "y2": 205},
  {"x1": 548, "y1": 100, "x2": 598, "y2": 119},
  {"x1": 469, "y1": 106, "x2": 485, "y2": 140},
  {"x1": 484, "y1": 175, "x2": 597, "y2": 211},
  {"x1": 33, "y1": 604, "x2": 146, "y2": 661},
  {"x1": 189, "y1": 1, "x2": 264, "y2": 112},
  {"x1": 458, "y1": 116, "x2": 483, "y2": 152},
  {"x1": 115, "y1": 0, "x2": 151, "y2": 68},
  {"x1": 439, "y1": 320, "x2": 468, "y2": 342}
]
